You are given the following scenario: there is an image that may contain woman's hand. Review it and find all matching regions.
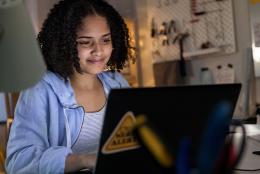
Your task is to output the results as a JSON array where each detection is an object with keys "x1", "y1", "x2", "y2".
[{"x1": 65, "y1": 153, "x2": 97, "y2": 173}]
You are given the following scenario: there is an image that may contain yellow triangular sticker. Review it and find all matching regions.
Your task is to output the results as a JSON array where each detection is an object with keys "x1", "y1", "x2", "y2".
[{"x1": 102, "y1": 111, "x2": 140, "y2": 154}]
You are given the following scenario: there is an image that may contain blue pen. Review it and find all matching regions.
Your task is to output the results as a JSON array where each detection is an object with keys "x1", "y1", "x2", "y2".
[
  {"x1": 197, "y1": 101, "x2": 232, "y2": 174},
  {"x1": 176, "y1": 137, "x2": 191, "y2": 174}
]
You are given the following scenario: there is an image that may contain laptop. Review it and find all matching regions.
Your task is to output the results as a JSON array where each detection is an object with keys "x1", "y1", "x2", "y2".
[{"x1": 93, "y1": 83, "x2": 241, "y2": 174}]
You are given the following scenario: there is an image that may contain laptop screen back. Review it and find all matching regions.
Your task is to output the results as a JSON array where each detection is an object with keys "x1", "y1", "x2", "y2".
[{"x1": 94, "y1": 84, "x2": 241, "y2": 174}]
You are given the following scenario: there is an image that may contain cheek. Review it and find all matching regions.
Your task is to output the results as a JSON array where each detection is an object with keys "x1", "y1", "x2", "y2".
[
  {"x1": 104, "y1": 45, "x2": 113, "y2": 58},
  {"x1": 77, "y1": 49, "x2": 90, "y2": 60}
]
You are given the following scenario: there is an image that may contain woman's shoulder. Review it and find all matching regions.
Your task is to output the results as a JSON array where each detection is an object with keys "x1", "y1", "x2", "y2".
[
  {"x1": 19, "y1": 72, "x2": 59, "y2": 102},
  {"x1": 99, "y1": 71, "x2": 130, "y2": 88},
  {"x1": 18, "y1": 78, "x2": 51, "y2": 105}
]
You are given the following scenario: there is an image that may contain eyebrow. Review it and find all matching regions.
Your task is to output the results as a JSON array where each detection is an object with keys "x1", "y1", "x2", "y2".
[{"x1": 77, "y1": 33, "x2": 111, "y2": 39}]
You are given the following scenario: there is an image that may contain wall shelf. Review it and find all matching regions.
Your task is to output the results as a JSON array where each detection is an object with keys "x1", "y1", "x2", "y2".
[{"x1": 183, "y1": 47, "x2": 221, "y2": 58}]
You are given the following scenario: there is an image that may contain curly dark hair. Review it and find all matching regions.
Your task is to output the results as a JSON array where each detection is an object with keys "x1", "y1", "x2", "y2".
[{"x1": 38, "y1": 0, "x2": 135, "y2": 79}]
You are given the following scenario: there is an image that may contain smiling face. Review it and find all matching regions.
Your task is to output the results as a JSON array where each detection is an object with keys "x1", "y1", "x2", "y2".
[{"x1": 76, "y1": 15, "x2": 112, "y2": 75}]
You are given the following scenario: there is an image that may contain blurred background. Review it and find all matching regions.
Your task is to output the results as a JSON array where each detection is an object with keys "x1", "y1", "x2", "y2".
[{"x1": 1, "y1": 0, "x2": 260, "y2": 173}]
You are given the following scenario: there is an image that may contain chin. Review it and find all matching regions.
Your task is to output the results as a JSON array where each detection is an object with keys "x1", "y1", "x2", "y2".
[{"x1": 88, "y1": 68, "x2": 106, "y2": 75}]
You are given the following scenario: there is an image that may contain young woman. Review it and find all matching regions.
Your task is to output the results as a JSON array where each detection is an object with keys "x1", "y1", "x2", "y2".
[{"x1": 6, "y1": 0, "x2": 134, "y2": 173}]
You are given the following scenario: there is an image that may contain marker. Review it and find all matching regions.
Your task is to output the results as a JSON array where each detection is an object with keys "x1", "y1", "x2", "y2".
[{"x1": 252, "y1": 151, "x2": 260, "y2": 156}]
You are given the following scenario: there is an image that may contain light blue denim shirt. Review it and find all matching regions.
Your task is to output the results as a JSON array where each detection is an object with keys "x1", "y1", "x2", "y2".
[{"x1": 5, "y1": 70, "x2": 129, "y2": 174}]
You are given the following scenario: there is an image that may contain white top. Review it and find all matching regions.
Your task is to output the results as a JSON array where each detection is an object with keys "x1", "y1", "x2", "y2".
[{"x1": 72, "y1": 105, "x2": 106, "y2": 154}]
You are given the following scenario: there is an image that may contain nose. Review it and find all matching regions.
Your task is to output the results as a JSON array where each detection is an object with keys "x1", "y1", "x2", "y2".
[{"x1": 91, "y1": 42, "x2": 103, "y2": 56}]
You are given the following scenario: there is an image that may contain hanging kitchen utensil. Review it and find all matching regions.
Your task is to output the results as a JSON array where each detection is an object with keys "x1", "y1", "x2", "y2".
[
  {"x1": 161, "y1": 22, "x2": 169, "y2": 46},
  {"x1": 178, "y1": 33, "x2": 189, "y2": 77},
  {"x1": 190, "y1": 0, "x2": 199, "y2": 23},
  {"x1": 151, "y1": 17, "x2": 158, "y2": 38}
]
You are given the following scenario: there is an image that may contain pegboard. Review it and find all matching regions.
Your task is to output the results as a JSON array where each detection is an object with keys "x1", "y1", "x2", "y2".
[{"x1": 148, "y1": 0, "x2": 236, "y2": 62}]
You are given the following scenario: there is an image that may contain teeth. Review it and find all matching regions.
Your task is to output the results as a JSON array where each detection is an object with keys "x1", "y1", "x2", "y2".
[
  {"x1": 88, "y1": 59, "x2": 103, "y2": 64},
  {"x1": 91, "y1": 59, "x2": 103, "y2": 62}
]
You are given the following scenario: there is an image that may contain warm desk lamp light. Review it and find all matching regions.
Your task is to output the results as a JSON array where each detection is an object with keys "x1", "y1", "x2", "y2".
[{"x1": 0, "y1": 0, "x2": 45, "y2": 92}]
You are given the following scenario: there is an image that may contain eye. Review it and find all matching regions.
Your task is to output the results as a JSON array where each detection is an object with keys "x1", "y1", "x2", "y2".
[
  {"x1": 101, "y1": 37, "x2": 111, "y2": 44},
  {"x1": 77, "y1": 40, "x2": 93, "y2": 48}
]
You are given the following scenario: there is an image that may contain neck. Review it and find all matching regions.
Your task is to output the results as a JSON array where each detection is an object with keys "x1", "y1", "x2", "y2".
[{"x1": 69, "y1": 72, "x2": 100, "y2": 91}]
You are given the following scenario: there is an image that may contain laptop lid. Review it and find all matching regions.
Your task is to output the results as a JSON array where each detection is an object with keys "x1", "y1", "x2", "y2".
[{"x1": 94, "y1": 83, "x2": 241, "y2": 174}]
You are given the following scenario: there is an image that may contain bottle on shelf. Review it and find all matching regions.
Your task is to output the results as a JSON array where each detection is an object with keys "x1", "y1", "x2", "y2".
[{"x1": 200, "y1": 67, "x2": 214, "y2": 85}]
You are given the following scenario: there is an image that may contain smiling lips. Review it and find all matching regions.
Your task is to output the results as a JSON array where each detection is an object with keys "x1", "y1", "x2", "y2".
[{"x1": 87, "y1": 58, "x2": 105, "y2": 65}]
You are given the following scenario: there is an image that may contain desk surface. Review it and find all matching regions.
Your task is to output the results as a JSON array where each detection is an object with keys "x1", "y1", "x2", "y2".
[{"x1": 233, "y1": 124, "x2": 260, "y2": 174}]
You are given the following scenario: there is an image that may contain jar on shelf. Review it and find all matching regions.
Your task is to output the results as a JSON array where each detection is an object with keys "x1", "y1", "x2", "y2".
[{"x1": 200, "y1": 67, "x2": 214, "y2": 85}]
